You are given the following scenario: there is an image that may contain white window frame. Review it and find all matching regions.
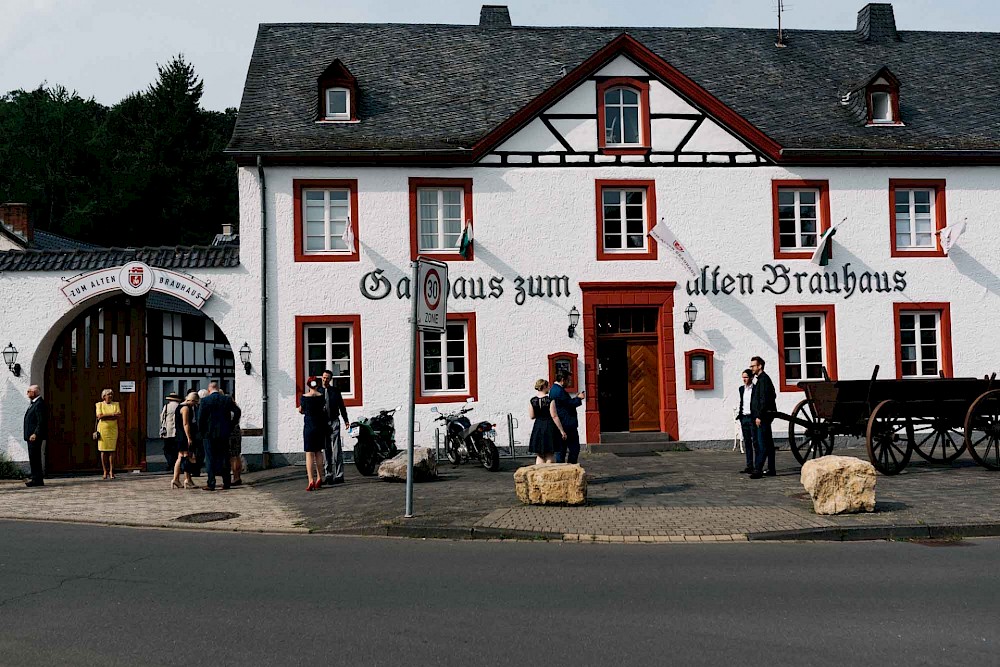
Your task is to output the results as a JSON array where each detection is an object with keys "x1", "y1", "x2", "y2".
[
  {"x1": 417, "y1": 187, "x2": 464, "y2": 253},
  {"x1": 777, "y1": 188, "x2": 821, "y2": 252},
  {"x1": 420, "y1": 321, "x2": 469, "y2": 396},
  {"x1": 601, "y1": 187, "x2": 649, "y2": 253},
  {"x1": 604, "y1": 86, "x2": 642, "y2": 147},
  {"x1": 302, "y1": 188, "x2": 351, "y2": 254},
  {"x1": 303, "y1": 323, "x2": 355, "y2": 398},
  {"x1": 898, "y1": 311, "x2": 941, "y2": 378},
  {"x1": 870, "y1": 91, "x2": 893, "y2": 124},
  {"x1": 894, "y1": 188, "x2": 936, "y2": 250},
  {"x1": 325, "y1": 87, "x2": 350, "y2": 121},
  {"x1": 782, "y1": 313, "x2": 828, "y2": 383}
]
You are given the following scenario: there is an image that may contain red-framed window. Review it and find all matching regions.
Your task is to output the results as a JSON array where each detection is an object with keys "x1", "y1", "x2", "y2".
[
  {"x1": 889, "y1": 179, "x2": 947, "y2": 258},
  {"x1": 548, "y1": 352, "x2": 579, "y2": 393},
  {"x1": 294, "y1": 315, "x2": 363, "y2": 407},
  {"x1": 775, "y1": 305, "x2": 839, "y2": 392},
  {"x1": 317, "y1": 59, "x2": 358, "y2": 122},
  {"x1": 893, "y1": 302, "x2": 953, "y2": 379},
  {"x1": 595, "y1": 179, "x2": 658, "y2": 261},
  {"x1": 292, "y1": 179, "x2": 360, "y2": 263},
  {"x1": 771, "y1": 180, "x2": 832, "y2": 260},
  {"x1": 409, "y1": 177, "x2": 474, "y2": 262},
  {"x1": 867, "y1": 85, "x2": 900, "y2": 126},
  {"x1": 415, "y1": 312, "x2": 478, "y2": 404},
  {"x1": 684, "y1": 349, "x2": 715, "y2": 390},
  {"x1": 596, "y1": 77, "x2": 651, "y2": 155}
]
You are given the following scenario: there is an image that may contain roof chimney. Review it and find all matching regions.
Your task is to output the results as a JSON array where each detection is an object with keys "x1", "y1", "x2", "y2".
[
  {"x1": 0, "y1": 203, "x2": 32, "y2": 244},
  {"x1": 479, "y1": 5, "x2": 511, "y2": 27},
  {"x1": 856, "y1": 3, "x2": 899, "y2": 42}
]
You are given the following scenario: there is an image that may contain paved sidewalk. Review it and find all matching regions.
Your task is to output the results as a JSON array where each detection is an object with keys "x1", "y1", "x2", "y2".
[
  {"x1": 0, "y1": 474, "x2": 307, "y2": 533},
  {"x1": 3, "y1": 446, "x2": 999, "y2": 541}
]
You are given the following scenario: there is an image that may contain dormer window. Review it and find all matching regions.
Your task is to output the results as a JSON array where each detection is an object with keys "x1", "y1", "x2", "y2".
[
  {"x1": 596, "y1": 78, "x2": 650, "y2": 154},
  {"x1": 317, "y1": 60, "x2": 357, "y2": 123},
  {"x1": 870, "y1": 91, "x2": 892, "y2": 123},
  {"x1": 325, "y1": 87, "x2": 350, "y2": 121},
  {"x1": 862, "y1": 68, "x2": 902, "y2": 127}
]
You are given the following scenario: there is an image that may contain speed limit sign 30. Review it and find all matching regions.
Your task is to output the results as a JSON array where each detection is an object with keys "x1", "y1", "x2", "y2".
[{"x1": 416, "y1": 259, "x2": 448, "y2": 333}]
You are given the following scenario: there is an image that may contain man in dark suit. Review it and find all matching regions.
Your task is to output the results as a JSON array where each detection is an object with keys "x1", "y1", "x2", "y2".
[
  {"x1": 320, "y1": 369, "x2": 348, "y2": 485},
  {"x1": 23, "y1": 385, "x2": 46, "y2": 487},
  {"x1": 197, "y1": 382, "x2": 241, "y2": 491},
  {"x1": 749, "y1": 356, "x2": 777, "y2": 479}
]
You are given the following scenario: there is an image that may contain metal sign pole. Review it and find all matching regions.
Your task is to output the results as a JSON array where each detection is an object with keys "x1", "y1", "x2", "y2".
[{"x1": 405, "y1": 259, "x2": 418, "y2": 518}]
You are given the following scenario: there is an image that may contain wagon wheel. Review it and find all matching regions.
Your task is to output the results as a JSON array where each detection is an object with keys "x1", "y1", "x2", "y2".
[
  {"x1": 787, "y1": 399, "x2": 835, "y2": 465},
  {"x1": 866, "y1": 399, "x2": 913, "y2": 475},
  {"x1": 911, "y1": 416, "x2": 966, "y2": 464},
  {"x1": 963, "y1": 389, "x2": 1000, "y2": 471}
]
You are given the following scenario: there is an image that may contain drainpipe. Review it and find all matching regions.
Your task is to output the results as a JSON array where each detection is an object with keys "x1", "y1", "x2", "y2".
[{"x1": 257, "y1": 155, "x2": 270, "y2": 467}]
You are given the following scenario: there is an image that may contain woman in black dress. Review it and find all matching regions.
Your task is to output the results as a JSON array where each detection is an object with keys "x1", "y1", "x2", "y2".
[
  {"x1": 528, "y1": 379, "x2": 566, "y2": 465},
  {"x1": 298, "y1": 377, "x2": 328, "y2": 490}
]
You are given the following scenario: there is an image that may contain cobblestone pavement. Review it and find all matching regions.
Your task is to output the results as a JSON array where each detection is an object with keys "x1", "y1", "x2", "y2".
[
  {"x1": 0, "y1": 473, "x2": 307, "y2": 533},
  {"x1": 260, "y1": 445, "x2": 1000, "y2": 540},
  {"x1": 4, "y1": 445, "x2": 999, "y2": 540}
]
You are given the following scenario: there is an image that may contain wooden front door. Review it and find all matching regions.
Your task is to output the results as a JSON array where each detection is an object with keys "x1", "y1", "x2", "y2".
[
  {"x1": 45, "y1": 296, "x2": 147, "y2": 473},
  {"x1": 627, "y1": 342, "x2": 660, "y2": 431}
]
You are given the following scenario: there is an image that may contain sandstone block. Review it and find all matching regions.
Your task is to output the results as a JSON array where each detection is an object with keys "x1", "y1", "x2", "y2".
[
  {"x1": 514, "y1": 464, "x2": 586, "y2": 505},
  {"x1": 378, "y1": 447, "x2": 438, "y2": 482},
  {"x1": 800, "y1": 455, "x2": 876, "y2": 515}
]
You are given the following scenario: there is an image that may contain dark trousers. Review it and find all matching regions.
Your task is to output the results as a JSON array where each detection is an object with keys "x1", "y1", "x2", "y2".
[
  {"x1": 555, "y1": 428, "x2": 581, "y2": 464},
  {"x1": 739, "y1": 416, "x2": 754, "y2": 469},
  {"x1": 27, "y1": 439, "x2": 43, "y2": 483},
  {"x1": 324, "y1": 421, "x2": 345, "y2": 482},
  {"x1": 204, "y1": 437, "x2": 231, "y2": 489},
  {"x1": 753, "y1": 419, "x2": 775, "y2": 473},
  {"x1": 163, "y1": 437, "x2": 178, "y2": 471}
]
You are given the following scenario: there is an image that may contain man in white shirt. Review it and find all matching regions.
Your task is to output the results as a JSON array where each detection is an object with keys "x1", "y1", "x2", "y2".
[{"x1": 735, "y1": 369, "x2": 754, "y2": 474}]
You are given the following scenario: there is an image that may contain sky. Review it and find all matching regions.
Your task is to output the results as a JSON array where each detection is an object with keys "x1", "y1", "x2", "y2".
[{"x1": 3, "y1": 0, "x2": 999, "y2": 111}]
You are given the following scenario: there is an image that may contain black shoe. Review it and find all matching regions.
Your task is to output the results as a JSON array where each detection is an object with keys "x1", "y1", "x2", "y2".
[
  {"x1": 764, "y1": 469, "x2": 777, "y2": 477},
  {"x1": 330, "y1": 477, "x2": 345, "y2": 485},
  {"x1": 230, "y1": 480, "x2": 243, "y2": 487},
  {"x1": 222, "y1": 485, "x2": 231, "y2": 490},
  {"x1": 740, "y1": 467, "x2": 753, "y2": 474},
  {"x1": 24, "y1": 480, "x2": 43, "y2": 487},
  {"x1": 749, "y1": 471, "x2": 763, "y2": 479}
]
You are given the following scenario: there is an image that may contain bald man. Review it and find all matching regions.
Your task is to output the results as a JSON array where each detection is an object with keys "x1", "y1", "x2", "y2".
[{"x1": 23, "y1": 385, "x2": 46, "y2": 487}]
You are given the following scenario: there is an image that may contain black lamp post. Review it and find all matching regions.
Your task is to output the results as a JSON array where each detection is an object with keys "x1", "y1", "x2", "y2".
[
  {"x1": 3, "y1": 342, "x2": 20, "y2": 377},
  {"x1": 239, "y1": 342, "x2": 253, "y2": 375},
  {"x1": 567, "y1": 306, "x2": 580, "y2": 338},
  {"x1": 683, "y1": 303, "x2": 698, "y2": 335}
]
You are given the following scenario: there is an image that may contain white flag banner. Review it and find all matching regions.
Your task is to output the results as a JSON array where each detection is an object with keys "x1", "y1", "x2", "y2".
[
  {"x1": 937, "y1": 219, "x2": 967, "y2": 255},
  {"x1": 342, "y1": 216, "x2": 356, "y2": 253},
  {"x1": 809, "y1": 216, "x2": 848, "y2": 266},
  {"x1": 648, "y1": 218, "x2": 698, "y2": 277}
]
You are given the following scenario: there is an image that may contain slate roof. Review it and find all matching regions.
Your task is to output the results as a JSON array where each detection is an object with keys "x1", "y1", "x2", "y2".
[
  {"x1": 31, "y1": 230, "x2": 104, "y2": 251},
  {"x1": 0, "y1": 245, "x2": 240, "y2": 272},
  {"x1": 227, "y1": 18, "x2": 1000, "y2": 159}
]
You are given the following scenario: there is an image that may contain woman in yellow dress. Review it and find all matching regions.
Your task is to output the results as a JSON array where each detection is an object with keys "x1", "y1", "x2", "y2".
[{"x1": 96, "y1": 388, "x2": 122, "y2": 480}]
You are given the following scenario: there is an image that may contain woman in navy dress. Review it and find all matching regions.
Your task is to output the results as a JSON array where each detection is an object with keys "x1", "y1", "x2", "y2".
[
  {"x1": 298, "y1": 376, "x2": 328, "y2": 490},
  {"x1": 528, "y1": 379, "x2": 566, "y2": 465}
]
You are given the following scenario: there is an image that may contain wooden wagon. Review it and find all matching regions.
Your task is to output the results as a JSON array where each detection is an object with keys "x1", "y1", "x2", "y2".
[{"x1": 774, "y1": 366, "x2": 1000, "y2": 475}]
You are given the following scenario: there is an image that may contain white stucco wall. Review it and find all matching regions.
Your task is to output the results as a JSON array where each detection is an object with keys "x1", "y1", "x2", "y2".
[{"x1": 239, "y1": 163, "x2": 1000, "y2": 454}]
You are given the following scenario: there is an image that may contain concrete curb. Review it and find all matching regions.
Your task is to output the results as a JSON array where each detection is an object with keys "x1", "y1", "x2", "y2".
[
  {"x1": 318, "y1": 524, "x2": 565, "y2": 541},
  {"x1": 0, "y1": 515, "x2": 310, "y2": 535},
  {"x1": 748, "y1": 522, "x2": 1000, "y2": 542}
]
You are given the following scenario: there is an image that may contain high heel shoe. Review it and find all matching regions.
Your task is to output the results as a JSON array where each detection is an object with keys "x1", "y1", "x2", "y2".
[
  {"x1": 315, "y1": 479, "x2": 322, "y2": 490},
  {"x1": 171, "y1": 480, "x2": 182, "y2": 489},
  {"x1": 306, "y1": 481, "x2": 316, "y2": 491},
  {"x1": 183, "y1": 480, "x2": 196, "y2": 489}
]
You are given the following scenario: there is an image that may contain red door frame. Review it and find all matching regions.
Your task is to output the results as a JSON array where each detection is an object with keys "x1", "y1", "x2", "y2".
[{"x1": 580, "y1": 282, "x2": 679, "y2": 443}]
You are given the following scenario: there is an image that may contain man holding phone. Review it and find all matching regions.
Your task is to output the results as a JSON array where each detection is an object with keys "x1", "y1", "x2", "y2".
[{"x1": 550, "y1": 370, "x2": 584, "y2": 464}]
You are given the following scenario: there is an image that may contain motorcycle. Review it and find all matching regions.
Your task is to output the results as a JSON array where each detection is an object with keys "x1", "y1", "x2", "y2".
[
  {"x1": 349, "y1": 407, "x2": 399, "y2": 476},
  {"x1": 432, "y1": 400, "x2": 500, "y2": 472}
]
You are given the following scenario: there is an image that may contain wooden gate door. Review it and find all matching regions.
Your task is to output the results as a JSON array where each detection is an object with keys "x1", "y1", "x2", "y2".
[
  {"x1": 627, "y1": 342, "x2": 660, "y2": 431},
  {"x1": 45, "y1": 296, "x2": 147, "y2": 473}
]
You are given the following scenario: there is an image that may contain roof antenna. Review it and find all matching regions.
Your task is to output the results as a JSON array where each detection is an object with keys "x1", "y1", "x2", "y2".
[{"x1": 775, "y1": 0, "x2": 787, "y2": 48}]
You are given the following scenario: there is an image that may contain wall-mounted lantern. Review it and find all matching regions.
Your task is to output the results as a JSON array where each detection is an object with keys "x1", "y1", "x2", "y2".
[
  {"x1": 3, "y1": 342, "x2": 20, "y2": 377},
  {"x1": 238, "y1": 342, "x2": 253, "y2": 375},
  {"x1": 567, "y1": 306, "x2": 580, "y2": 338},
  {"x1": 683, "y1": 303, "x2": 698, "y2": 335}
]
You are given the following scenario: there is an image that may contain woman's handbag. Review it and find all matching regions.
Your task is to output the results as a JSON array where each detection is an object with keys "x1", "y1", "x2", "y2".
[{"x1": 92, "y1": 419, "x2": 101, "y2": 441}]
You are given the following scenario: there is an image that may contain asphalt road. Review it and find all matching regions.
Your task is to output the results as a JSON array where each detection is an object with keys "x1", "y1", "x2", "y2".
[{"x1": 1, "y1": 521, "x2": 997, "y2": 667}]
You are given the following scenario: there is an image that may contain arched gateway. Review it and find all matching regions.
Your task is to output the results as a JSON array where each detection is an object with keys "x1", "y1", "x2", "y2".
[{"x1": 42, "y1": 294, "x2": 235, "y2": 473}]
